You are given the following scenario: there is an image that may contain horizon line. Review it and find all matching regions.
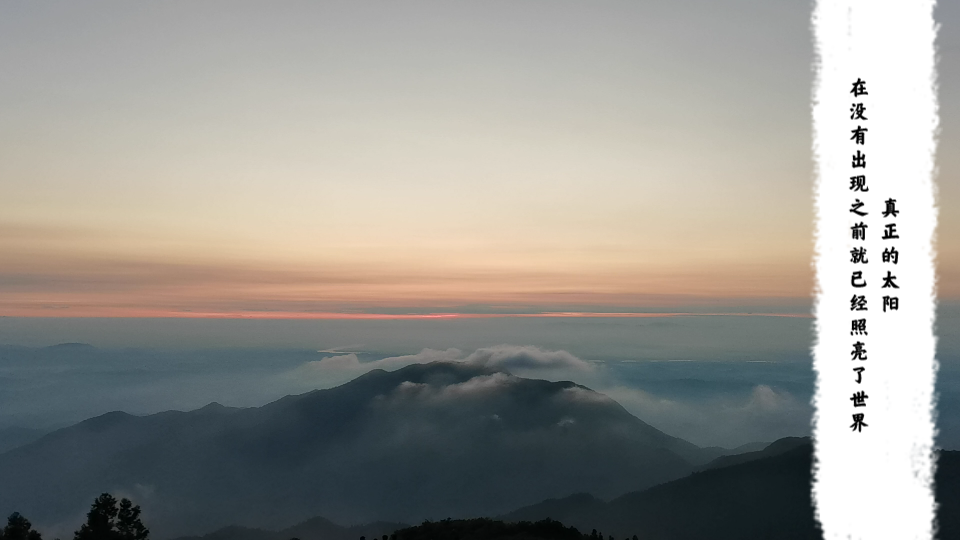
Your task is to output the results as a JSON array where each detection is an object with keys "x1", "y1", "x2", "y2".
[{"x1": 0, "y1": 310, "x2": 814, "y2": 320}]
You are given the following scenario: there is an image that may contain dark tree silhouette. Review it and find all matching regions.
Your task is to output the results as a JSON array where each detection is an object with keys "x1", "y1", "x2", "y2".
[
  {"x1": 2, "y1": 513, "x2": 43, "y2": 540},
  {"x1": 116, "y1": 500, "x2": 148, "y2": 540},
  {"x1": 74, "y1": 494, "x2": 118, "y2": 540},
  {"x1": 74, "y1": 494, "x2": 148, "y2": 540}
]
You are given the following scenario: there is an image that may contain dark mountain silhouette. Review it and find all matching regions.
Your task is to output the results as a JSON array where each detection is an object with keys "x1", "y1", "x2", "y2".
[
  {"x1": 392, "y1": 518, "x2": 586, "y2": 540},
  {"x1": 503, "y1": 438, "x2": 960, "y2": 540},
  {"x1": 589, "y1": 443, "x2": 821, "y2": 540},
  {"x1": 694, "y1": 436, "x2": 809, "y2": 471},
  {"x1": 498, "y1": 493, "x2": 605, "y2": 526},
  {"x1": 172, "y1": 516, "x2": 406, "y2": 540},
  {"x1": 501, "y1": 439, "x2": 819, "y2": 538},
  {"x1": 179, "y1": 517, "x2": 589, "y2": 540},
  {"x1": 174, "y1": 525, "x2": 272, "y2": 540},
  {"x1": 167, "y1": 439, "x2": 960, "y2": 540},
  {"x1": 0, "y1": 361, "x2": 721, "y2": 539},
  {"x1": 281, "y1": 517, "x2": 406, "y2": 540},
  {"x1": 710, "y1": 440, "x2": 771, "y2": 455}
]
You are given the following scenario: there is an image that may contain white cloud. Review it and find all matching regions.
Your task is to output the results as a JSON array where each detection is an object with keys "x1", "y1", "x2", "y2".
[
  {"x1": 464, "y1": 345, "x2": 594, "y2": 372},
  {"x1": 602, "y1": 384, "x2": 811, "y2": 449},
  {"x1": 285, "y1": 345, "x2": 594, "y2": 390},
  {"x1": 383, "y1": 372, "x2": 518, "y2": 405},
  {"x1": 375, "y1": 348, "x2": 463, "y2": 370},
  {"x1": 286, "y1": 348, "x2": 462, "y2": 387},
  {"x1": 312, "y1": 353, "x2": 363, "y2": 370}
]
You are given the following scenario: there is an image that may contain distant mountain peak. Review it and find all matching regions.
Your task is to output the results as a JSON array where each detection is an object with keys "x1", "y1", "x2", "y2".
[
  {"x1": 44, "y1": 342, "x2": 96, "y2": 350},
  {"x1": 696, "y1": 435, "x2": 812, "y2": 472},
  {"x1": 195, "y1": 402, "x2": 241, "y2": 414}
]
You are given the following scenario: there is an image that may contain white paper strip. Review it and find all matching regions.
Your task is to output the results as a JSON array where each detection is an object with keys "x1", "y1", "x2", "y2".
[{"x1": 811, "y1": 1, "x2": 939, "y2": 539}]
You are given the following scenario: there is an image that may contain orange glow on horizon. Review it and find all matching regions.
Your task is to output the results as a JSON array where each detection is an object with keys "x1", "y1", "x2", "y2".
[{"x1": 0, "y1": 307, "x2": 813, "y2": 319}]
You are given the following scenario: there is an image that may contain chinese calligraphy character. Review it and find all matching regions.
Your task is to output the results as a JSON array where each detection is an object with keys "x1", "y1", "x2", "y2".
[
  {"x1": 851, "y1": 103, "x2": 868, "y2": 120},
  {"x1": 850, "y1": 175, "x2": 869, "y2": 192},
  {"x1": 851, "y1": 78, "x2": 868, "y2": 97},
  {"x1": 851, "y1": 318, "x2": 868, "y2": 335},
  {"x1": 851, "y1": 222, "x2": 868, "y2": 240},
  {"x1": 852, "y1": 150, "x2": 867, "y2": 168},
  {"x1": 850, "y1": 247, "x2": 868, "y2": 263},
  {"x1": 851, "y1": 125, "x2": 868, "y2": 145},
  {"x1": 850, "y1": 199, "x2": 867, "y2": 217},
  {"x1": 882, "y1": 247, "x2": 899, "y2": 264},
  {"x1": 851, "y1": 341, "x2": 867, "y2": 360},
  {"x1": 851, "y1": 271, "x2": 867, "y2": 288},
  {"x1": 850, "y1": 294, "x2": 867, "y2": 311},
  {"x1": 883, "y1": 198, "x2": 899, "y2": 218},
  {"x1": 851, "y1": 413, "x2": 868, "y2": 432},
  {"x1": 851, "y1": 390, "x2": 869, "y2": 407},
  {"x1": 853, "y1": 367, "x2": 865, "y2": 383},
  {"x1": 883, "y1": 296, "x2": 899, "y2": 312},
  {"x1": 882, "y1": 223, "x2": 900, "y2": 239},
  {"x1": 881, "y1": 271, "x2": 899, "y2": 289}
]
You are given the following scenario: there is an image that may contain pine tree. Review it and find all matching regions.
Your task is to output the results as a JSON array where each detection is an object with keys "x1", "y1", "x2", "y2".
[
  {"x1": 74, "y1": 494, "x2": 119, "y2": 540},
  {"x1": 74, "y1": 494, "x2": 148, "y2": 540},
  {"x1": 116, "y1": 499, "x2": 148, "y2": 540},
  {"x1": 3, "y1": 513, "x2": 43, "y2": 540}
]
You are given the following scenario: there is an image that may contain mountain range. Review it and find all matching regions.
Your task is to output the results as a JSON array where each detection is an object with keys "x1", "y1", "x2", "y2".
[
  {"x1": 173, "y1": 439, "x2": 960, "y2": 540},
  {"x1": 0, "y1": 361, "x2": 733, "y2": 538},
  {"x1": 6, "y1": 360, "x2": 948, "y2": 540},
  {"x1": 502, "y1": 442, "x2": 960, "y2": 540}
]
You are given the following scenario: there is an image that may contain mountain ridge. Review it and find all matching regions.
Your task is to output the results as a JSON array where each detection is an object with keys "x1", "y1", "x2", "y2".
[{"x1": 0, "y1": 361, "x2": 713, "y2": 538}]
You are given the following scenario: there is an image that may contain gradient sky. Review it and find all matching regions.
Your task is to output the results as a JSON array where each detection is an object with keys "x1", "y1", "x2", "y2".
[{"x1": 1, "y1": 0, "x2": 957, "y2": 317}]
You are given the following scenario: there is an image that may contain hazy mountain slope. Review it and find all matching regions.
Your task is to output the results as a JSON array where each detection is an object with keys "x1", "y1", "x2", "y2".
[
  {"x1": 498, "y1": 493, "x2": 605, "y2": 525},
  {"x1": 0, "y1": 361, "x2": 706, "y2": 538},
  {"x1": 499, "y1": 437, "x2": 810, "y2": 527},
  {"x1": 282, "y1": 518, "x2": 407, "y2": 540},
  {"x1": 695, "y1": 436, "x2": 809, "y2": 471},
  {"x1": 0, "y1": 426, "x2": 47, "y2": 454},
  {"x1": 501, "y1": 442, "x2": 821, "y2": 539},
  {"x1": 593, "y1": 444, "x2": 820, "y2": 539},
  {"x1": 504, "y1": 441, "x2": 960, "y2": 540}
]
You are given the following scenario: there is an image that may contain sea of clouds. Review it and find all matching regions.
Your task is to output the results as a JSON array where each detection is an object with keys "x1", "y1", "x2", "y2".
[{"x1": 1, "y1": 310, "x2": 958, "y2": 449}]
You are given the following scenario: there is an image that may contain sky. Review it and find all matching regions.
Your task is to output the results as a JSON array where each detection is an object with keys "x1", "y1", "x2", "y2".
[{"x1": 5, "y1": 0, "x2": 956, "y2": 317}]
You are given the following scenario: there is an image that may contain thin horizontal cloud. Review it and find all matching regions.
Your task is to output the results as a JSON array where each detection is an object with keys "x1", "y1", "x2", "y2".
[{"x1": 0, "y1": 219, "x2": 820, "y2": 317}]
